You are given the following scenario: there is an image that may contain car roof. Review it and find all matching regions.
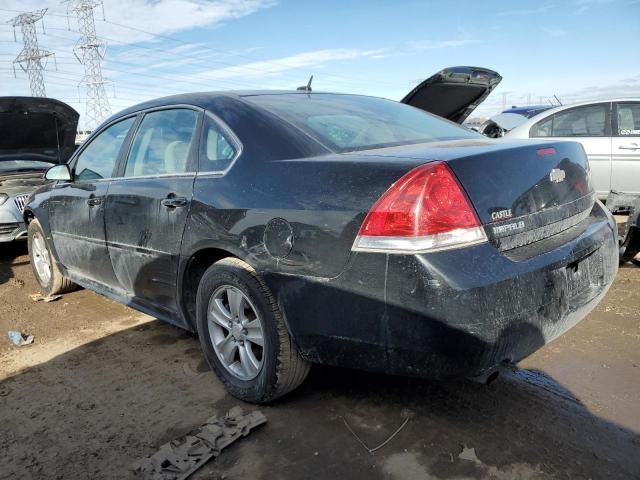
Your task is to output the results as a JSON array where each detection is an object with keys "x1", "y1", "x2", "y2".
[
  {"x1": 108, "y1": 90, "x2": 356, "y2": 120},
  {"x1": 527, "y1": 97, "x2": 640, "y2": 118}
]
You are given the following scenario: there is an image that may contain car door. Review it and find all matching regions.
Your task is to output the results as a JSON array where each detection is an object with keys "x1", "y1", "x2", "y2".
[
  {"x1": 104, "y1": 107, "x2": 201, "y2": 316},
  {"x1": 48, "y1": 116, "x2": 136, "y2": 286},
  {"x1": 530, "y1": 103, "x2": 612, "y2": 199},
  {"x1": 611, "y1": 101, "x2": 640, "y2": 195}
]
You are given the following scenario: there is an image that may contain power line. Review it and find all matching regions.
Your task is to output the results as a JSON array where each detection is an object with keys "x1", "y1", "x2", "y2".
[
  {"x1": 0, "y1": 7, "x2": 68, "y2": 18},
  {"x1": 8, "y1": 8, "x2": 55, "y2": 97},
  {"x1": 2, "y1": 10, "x2": 405, "y2": 91},
  {"x1": 65, "y1": 0, "x2": 111, "y2": 130},
  {"x1": 22, "y1": 28, "x2": 291, "y2": 91},
  {"x1": 99, "y1": 18, "x2": 402, "y2": 89}
]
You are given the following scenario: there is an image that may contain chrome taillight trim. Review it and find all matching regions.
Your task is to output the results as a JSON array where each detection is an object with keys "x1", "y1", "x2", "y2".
[{"x1": 351, "y1": 226, "x2": 488, "y2": 254}]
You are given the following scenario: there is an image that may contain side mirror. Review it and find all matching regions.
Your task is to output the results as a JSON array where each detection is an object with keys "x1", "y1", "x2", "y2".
[{"x1": 45, "y1": 164, "x2": 72, "y2": 182}]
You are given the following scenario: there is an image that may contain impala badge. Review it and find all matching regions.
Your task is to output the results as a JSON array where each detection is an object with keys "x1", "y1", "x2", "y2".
[{"x1": 549, "y1": 168, "x2": 566, "y2": 183}]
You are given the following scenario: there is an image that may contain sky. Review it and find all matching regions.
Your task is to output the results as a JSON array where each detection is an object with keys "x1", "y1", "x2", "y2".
[{"x1": 0, "y1": 0, "x2": 638, "y2": 129}]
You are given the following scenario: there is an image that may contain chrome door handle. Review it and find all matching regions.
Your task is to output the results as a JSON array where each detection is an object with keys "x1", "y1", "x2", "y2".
[
  {"x1": 618, "y1": 143, "x2": 639, "y2": 150},
  {"x1": 161, "y1": 196, "x2": 188, "y2": 208},
  {"x1": 86, "y1": 197, "x2": 102, "y2": 207}
]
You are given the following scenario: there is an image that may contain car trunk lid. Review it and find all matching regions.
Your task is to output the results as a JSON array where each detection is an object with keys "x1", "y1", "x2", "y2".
[
  {"x1": 401, "y1": 66, "x2": 502, "y2": 124},
  {"x1": 0, "y1": 97, "x2": 79, "y2": 164},
  {"x1": 355, "y1": 139, "x2": 594, "y2": 251}
]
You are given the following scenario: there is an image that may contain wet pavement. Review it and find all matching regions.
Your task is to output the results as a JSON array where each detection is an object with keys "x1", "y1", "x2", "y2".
[{"x1": 1, "y1": 241, "x2": 639, "y2": 479}]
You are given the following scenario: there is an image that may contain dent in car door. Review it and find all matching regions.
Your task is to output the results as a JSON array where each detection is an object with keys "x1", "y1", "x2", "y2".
[
  {"x1": 531, "y1": 103, "x2": 612, "y2": 199},
  {"x1": 49, "y1": 116, "x2": 136, "y2": 286},
  {"x1": 611, "y1": 102, "x2": 640, "y2": 195},
  {"x1": 105, "y1": 108, "x2": 200, "y2": 318}
]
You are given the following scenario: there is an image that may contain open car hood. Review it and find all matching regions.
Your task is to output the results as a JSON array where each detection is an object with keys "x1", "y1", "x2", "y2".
[
  {"x1": 0, "y1": 97, "x2": 79, "y2": 164},
  {"x1": 401, "y1": 66, "x2": 502, "y2": 124}
]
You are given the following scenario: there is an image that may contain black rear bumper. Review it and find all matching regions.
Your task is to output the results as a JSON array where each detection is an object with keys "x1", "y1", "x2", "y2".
[{"x1": 265, "y1": 201, "x2": 618, "y2": 379}]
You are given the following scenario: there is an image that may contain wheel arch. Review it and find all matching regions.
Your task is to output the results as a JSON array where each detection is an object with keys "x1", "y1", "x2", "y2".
[
  {"x1": 23, "y1": 206, "x2": 59, "y2": 265},
  {"x1": 23, "y1": 207, "x2": 35, "y2": 224},
  {"x1": 179, "y1": 247, "x2": 239, "y2": 331}
]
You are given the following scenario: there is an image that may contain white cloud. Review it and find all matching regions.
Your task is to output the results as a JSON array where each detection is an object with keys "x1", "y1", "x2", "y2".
[
  {"x1": 408, "y1": 39, "x2": 480, "y2": 50},
  {"x1": 98, "y1": 0, "x2": 277, "y2": 44},
  {"x1": 1, "y1": 0, "x2": 277, "y2": 44},
  {"x1": 191, "y1": 48, "x2": 390, "y2": 82}
]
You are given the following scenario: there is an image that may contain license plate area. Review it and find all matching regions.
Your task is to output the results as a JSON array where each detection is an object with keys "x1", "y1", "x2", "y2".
[{"x1": 566, "y1": 248, "x2": 604, "y2": 297}]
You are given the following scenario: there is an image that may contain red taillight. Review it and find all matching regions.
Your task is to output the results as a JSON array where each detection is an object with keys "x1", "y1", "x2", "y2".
[
  {"x1": 353, "y1": 162, "x2": 487, "y2": 253},
  {"x1": 537, "y1": 147, "x2": 556, "y2": 156}
]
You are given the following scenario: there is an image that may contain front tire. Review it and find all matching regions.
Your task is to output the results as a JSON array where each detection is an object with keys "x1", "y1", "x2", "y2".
[
  {"x1": 196, "y1": 257, "x2": 310, "y2": 403},
  {"x1": 27, "y1": 219, "x2": 76, "y2": 295}
]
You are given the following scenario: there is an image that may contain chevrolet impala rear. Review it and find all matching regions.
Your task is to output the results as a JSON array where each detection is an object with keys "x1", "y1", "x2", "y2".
[
  {"x1": 246, "y1": 93, "x2": 618, "y2": 383},
  {"x1": 25, "y1": 89, "x2": 618, "y2": 402}
]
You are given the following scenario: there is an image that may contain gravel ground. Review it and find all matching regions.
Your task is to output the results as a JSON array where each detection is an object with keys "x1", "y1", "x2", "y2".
[{"x1": 1, "y1": 241, "x2": 639, "y2": 480}]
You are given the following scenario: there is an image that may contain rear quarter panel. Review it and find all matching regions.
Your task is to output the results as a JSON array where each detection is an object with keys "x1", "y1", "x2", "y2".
[{"x1": 181, "y1": 154, "x2": 419, "y2": 279}]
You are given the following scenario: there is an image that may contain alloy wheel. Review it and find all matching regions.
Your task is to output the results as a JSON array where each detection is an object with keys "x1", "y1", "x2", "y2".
[
  {"x1": 31, "y1": 232, "x2": 51, "y2": 285},
  {"x1": 207, "y1": 285, "x2": 265, "y2": 380}
]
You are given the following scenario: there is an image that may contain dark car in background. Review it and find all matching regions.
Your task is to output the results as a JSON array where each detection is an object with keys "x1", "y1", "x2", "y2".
[
  {"x1": 24, "y1": 91, "x2": 618, "y2": 402},
  {"x1": 0, "y1": 97, "x2": 79, "y2": 242}
]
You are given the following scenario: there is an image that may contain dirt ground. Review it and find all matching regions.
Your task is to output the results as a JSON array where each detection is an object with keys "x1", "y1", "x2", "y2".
[{"x1": 1, "y1": 241, "x2": 639, "y2": 480}]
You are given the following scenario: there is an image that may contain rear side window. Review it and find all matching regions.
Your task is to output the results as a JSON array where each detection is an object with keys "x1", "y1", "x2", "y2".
[
  {"x1": 199, "y1": 116, "x2": 237, "y2": 172},
  {"x1": 124, "y1": 109, "x2": 198, "y2": 177},
  {"x1": 246, "y1": 94, "x2": 478, "y2": 153},
  {"x1": 531, "y1": 104, "x2": 607, "y2": 138},
  {"x1": 616, "y1": 103, "x2": 640, "y2": 136},
  {"x1": 74, "y1": 117, "x2": 135, "y2": 181},
  {"x1": 530, "y1": 116, "x2": 552, "y2": 137}
]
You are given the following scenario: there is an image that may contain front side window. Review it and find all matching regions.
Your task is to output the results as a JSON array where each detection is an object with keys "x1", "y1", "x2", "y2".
[
  {"x1": 74, "y1": 117, "x2": 135, "y2": 181},
  {"x1": 532, "y1": 104, "x2": 607, "y2": 138},
  {"x1": 616, "y1": 103, "x2": 640, "y2": 136},
  {"x1": 246, "y1": 94, "x2": 478, "y2": 153},
  {"x1": 124, "y1": 109, "x2": 198, "y2": 177},
  {"x1": 199, "y1": 116, "x2": 237, "y2": 172}
]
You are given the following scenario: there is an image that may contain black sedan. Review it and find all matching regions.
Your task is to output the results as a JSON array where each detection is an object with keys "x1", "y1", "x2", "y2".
[{"x1": 24, "y1": 91, "x2": 618, "y2": 402}]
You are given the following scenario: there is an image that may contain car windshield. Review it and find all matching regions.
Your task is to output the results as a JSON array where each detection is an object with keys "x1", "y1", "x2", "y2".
[
  {"x1": 246, "y1": 93, "x2": 479, "y2": 153},
  {"x1": 0, "y1": 160, "x2": 54, "y2": 173}
]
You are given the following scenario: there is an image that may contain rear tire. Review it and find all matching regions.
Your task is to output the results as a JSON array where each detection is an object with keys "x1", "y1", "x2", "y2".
[
  {"x1": 195, "y1": 257, "x2": 310, "y2": 403},
  {"x1": 27, "y1": 219, "x2": 76, "y2": 296},
  {"x1": 619, "y1": 225, "x2": 640, "y2": 265}
]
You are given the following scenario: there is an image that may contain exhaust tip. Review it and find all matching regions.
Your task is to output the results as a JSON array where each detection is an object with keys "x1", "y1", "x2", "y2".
[
  {"x1": 467, "y1": 367, "x2": 503, "y2": 385},
  {"x1": 485, "y1": 370, "x2": 500, "y2": 384}
]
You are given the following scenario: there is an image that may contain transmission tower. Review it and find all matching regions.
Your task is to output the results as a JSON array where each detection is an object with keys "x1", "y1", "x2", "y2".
[
  {"x1": 66, "y1": 0, "x2": 111, "y2": 130},
  {"x1": 9, "y1": 9, "x2": 54, "y2": 97}
]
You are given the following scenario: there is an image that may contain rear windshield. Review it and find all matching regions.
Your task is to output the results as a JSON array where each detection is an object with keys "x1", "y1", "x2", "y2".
[{"x1": 246, "y1": 93, "x2": 478, "y2": 153}]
